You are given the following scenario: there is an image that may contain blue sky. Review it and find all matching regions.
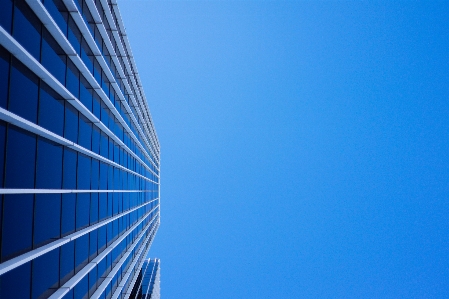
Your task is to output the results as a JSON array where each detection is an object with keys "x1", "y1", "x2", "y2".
[{"x1": 120, "y1": 1, "x2": 449, "y2": 298}]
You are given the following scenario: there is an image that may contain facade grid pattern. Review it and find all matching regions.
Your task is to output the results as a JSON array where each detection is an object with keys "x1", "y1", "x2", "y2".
[{"x1": 0, "y1": 0, "x2": 160, "y2": 298}]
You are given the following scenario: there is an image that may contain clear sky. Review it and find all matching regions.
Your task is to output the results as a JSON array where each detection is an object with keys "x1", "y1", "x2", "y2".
[{"x1": 119, "y1": 1, "x2": 449, "y2": 298}]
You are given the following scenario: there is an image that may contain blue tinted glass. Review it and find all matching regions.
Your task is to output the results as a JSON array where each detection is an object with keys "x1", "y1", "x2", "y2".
[
  {"x1": 75, "y1": 234, "x2": 88, "y2": 272},
  {"x1": 78, "y1": 154, "x2": 91, "y2": 189},
  {"x1": 34, "y1": 194, "x2": 61, "y2": 247},
  {"x1": 107, "y1": 193, "x2": 113, "y2": 217},
  {"x1": 68, "y1": 16, "x2": 81, "y2": 55},
  {"x1": 62, "y1": 289, "x2": 74, "y2": 299},
  {"x1": 38, "y1": 82, "x2": 64, "y2": 136},
  {"x1": 99, "y1": 162, "x2": 108, "y2": 190},
  {"x1": 80, "y1": 75, "x2": 93, "y2": 111},
  {"x1": 93, "y1": 93, "x2": 101, "y2": 119},
  {"x1": 90, "y1": 192, "x2": 99, "y2": 224},
  {"x1": 64, "y1": 102, "x2": 79, "y2": 143},
  {"x1": 63, "y1": 148, "x2": 78, "y2": 189},
  {"x1": 100, "y1": 132, "x2": 108, "y2": 157},
  {"x1": 0, "y1": 46, "x2": 10, "y2": 109},
  {"x1": 0, "y1": 261, "x2": 31, "y2": 298},
  {"x1": 67, "y1": 60, "x2": 80, "y2": 99},
  {"x1": 0, "y1": 0, "x2": 13, "y2": 33},
  {"x1": 74, "y1": 274, "x2": 88, "y2": 299},
  {"x1": 99, "y1": 193, "x2": 107, "y2": 221},
  {"x1": 36, "y1": 138, "x2": 63, "y2": 189},
  {"x1": 108, "y1": 165, "x2": 114, "y2": 190},
  {"x1": 93, "y1": 58, "x2": 101, "y2": 84},
  {"x1": 13, "y1": 1, "x2": 41, "y2": 60},
  {"x1": 76, "y1": 193, "x2": 90, "y2": 229},
  {"x1": 79, "y1": 114, "x2": 92, "y2": 150},
  {"x1": 114, "y1": 168, "x2": 120, "y2": 190},
  {"x1": 88, "y1": 266, "x2": 97, "y2": 297},
  {"x1": 98, "y1": 225, "x2": 106, "y2": 254},
  {"x1": 100, "y1": 102, "x2": 108, "y2": 126},
  {"x1": 92, "y1": 126, "x2": 100, "y2": 154},
  {"x1": 43, "y1": 0, "x2": 68, "y2": 36},
  {"x1": 81, "y1": 39, "x2": 93, "y2": 73},
  {"x1": 32, "y1": 248, "x2": 59, "y2": 299},
  {"x1": 9, "y1": 58, "x2": 39, "y2": 123},
  {"x1": 1, "y1": 194, "x2": 34, "y2": 261},
  {"x1": 60, "y1": 241, "x2": 75, "y2": 285},
  {"x1": 62, "y1": 193, "x2": 76, "y2": 236},
  {"x1": 5, "y1": 125, "x2": 36, "y2": 188},
  {"x1": 42, "y1": 28, "x2": 67, "y2": 84},
  {"x1": 91, "y1": 160, "x2": 99, "y2": 190},
  {"x1": 89, "y1": 230, "x2": 97, "y2": 260},
  {"x1": 0, "y1": 121, "x2": 5, "y2": 187}
]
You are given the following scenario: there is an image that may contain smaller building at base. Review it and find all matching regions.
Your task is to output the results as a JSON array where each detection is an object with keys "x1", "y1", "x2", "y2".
[{"x1": 130, "y1": 258, "x2": 161, "y2": 299}]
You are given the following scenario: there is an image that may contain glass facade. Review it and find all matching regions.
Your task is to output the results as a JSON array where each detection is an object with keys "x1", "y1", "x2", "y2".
[
  {"x1": 0, "y1": 0, "x2": 160, "y2": 298},
  {"x1": 129, "y1": 259, "x2": 160, "y2": 299}
]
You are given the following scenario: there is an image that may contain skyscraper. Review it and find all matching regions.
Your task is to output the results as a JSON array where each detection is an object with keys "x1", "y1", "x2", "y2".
[
  {"x1": 0, "y1": 0, "x2": 160, "y2": 298},
  {"x1": 129, "y1": 259, "x2": 160, "y2": 299}
]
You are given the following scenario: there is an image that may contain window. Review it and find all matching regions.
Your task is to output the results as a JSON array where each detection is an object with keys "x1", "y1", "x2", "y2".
[
  {"x1": 0, "y1": 121, "x2": 5, "y2": 188},
  {"x1": 76, "y1": 193, "x2": 90, "y2": 230},
  {"x1": 77, "y1": 154, "x2": 91, "y2": 189},
  {"x1": 5, "y1": 125, "x2": 36, "y2": 188},
  {"x1": 0, "y1": 46, "x2": 10, "y2": 109},
  {"x1": 1, "y1": 194, "x2": 34, "y2": 261},
  {"x1": 75, "y1": 234, "x2": 88, "y2": 273},
  {"x1": 63, "y1": 147, "x2": 78, "y2": 189},
  {"x1": 80, "y1": 74, "x2": 93, "y2": 111},
  {"x1": 43, "y1": 0, "x2": 69, "y2": 36},
  {"x1": 42, "y1": 28, "x2": 67, "y2": 85},
  {"x1": 34, "y1": 193, "x2": 61, "y2": 248},
  {"x1": 79, "y1": 113, "x2": 92, "y2": 150},
  {"x1": 13, "y1": 1, "x2": 41, "y2": 60},
  {"x1": 36, "y1": 137, "x2": 63, "y2": 189},
  {"x1": 38, "y1": 81, "x2": 64, "y2": 136},
  {"x1": 60, "y1": 241, "x2": 75, "y2": 285},
  {"x1": 62, "y1": 193, "x2": 76, "y2": 236},
  {"x1": 90, "y1": 192, "x2": 99, "y2": 224},
  {"x1": 64, "y1": 102, "x2": 79, "y2": 143},
  {"x1": 0, "y1": 261, "x2": 31, "y2": 298},
  {"x1": 32, "y1": 248, "x2": 59, "y2": 298},
  {"x1": 9, "y1": 57, "x2": 39, "y2": 123},
  {"x1": 67, "y1": 59, "x2": 80, "y2": 99}
]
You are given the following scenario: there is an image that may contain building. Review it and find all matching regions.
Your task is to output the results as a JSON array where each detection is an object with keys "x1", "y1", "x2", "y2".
[
  {"x1": 0, "y1": 0, "x2": 160, "y2": 298},
  {"x1": 129, "y1": 258, "x2": 160, "y2": 299}
]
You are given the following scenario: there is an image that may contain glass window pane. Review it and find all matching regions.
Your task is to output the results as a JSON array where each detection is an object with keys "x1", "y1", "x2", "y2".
[
  {"x1": 38, "y1": 82, "x2": 64, "y2": 136},
  {"x1": 74, "y1": 275, "x2": 88, "y2": 299},
  {"x1": 79, "y1": 114, "x2": 92, "y2": 150},
  {"x1": 68, "y1": 15, "x2": 82, "y2": 55},
  {"x1": 63, "y1": 147, "x2": 78, "y2": 189},
  {"x1": 90, "y1": 192, "x2": 99, "y2": 224},
  {"x1": 99, "y1": 162, "x2": 108, "y2": 190},
  {"x1": 92, "y1": 126, "x2": 100, "y2": 154},
  {"x1": 89, "y1": 230, "x2": 97, "y2": 260},
  {"x1": 42, "y1": 28, "x2": 67, "y2": 85},
  {"x1": 60, "y1": 241, "x2": 75, "y2": 285},
  {"x1": 1, "y1": 194, "x2": 34, "y2": 261},
  {"x1": 76, "y1": 193, "x2": 90, "y2": 229},
  {"x1": 91, "y1": 159, "x2": 99, "y2": 190},
  {"x1": 75, "y1": 234, "x2": 88, "y2": 273},
  {"x1": 0, "y1": 261, "x2": 31, "y2": 298},
  {"x1": 36, "y1": 138, "x2": 63, "y2": 189},
  {"x1": 9, "y1": 57, "x2": 39, "y2": 123},
  {"x1": 80, "y1": 75, "x2": 93, "y2": 111},
  {"x1": 5, "y1": 125, "x2": 36, "y2": 188},
  {"x1": 32, "y1": 248, "x2": 59, "y2": 298},
  {"x1": 13, "y1": 1, "x2": 41, "y2": 60},
  {"x1": 62, "y1": 193, "x2": 76, "y2": 236},
  {"x1": 43, "y1": 0, "x2": 68, "y2": 36},
  {"x1": 34, "y1": 194, "x2": 61, "y2": 247},
  {"x1": 0, "y1": 121, "x2": 6, "y2": 188},
  {"x1": 64, "y1": 102, "x2": 79, "y2": 143},
  {"x1": 99, "y1": 193, "x2": 107, "y2": 221},
  {"x1": 0, "y1": 46, "x2": 10, "y2": 109},
  {"x1": 77, "y1": 154, "x2": 91, "y2": 189},
  {"x1": 66, "y1": 59, "x2": 80, "y2": 99}
]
